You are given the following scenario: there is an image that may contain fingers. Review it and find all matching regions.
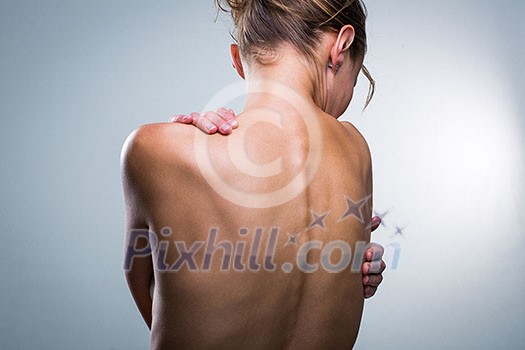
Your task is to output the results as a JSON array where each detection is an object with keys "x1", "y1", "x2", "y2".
[
  {"x1": 170, "y1": 108, "x2": 239, "y2": 135},
  {"x1": 190, "y1": 112, "x2": 225, "y2": 134},
  {"x1": 170, "y1": 114, "x2": 192, "y2": 124},
  {"x1": 362, "y1": 258, "x2": 385, "y2": 299},
  {"x1": 170, "y1": 112, "x2": 218, "y2": 134},
  {"x1": 364, "y1": 286, "x2": 377, "y2": 299},
  {"x1": 362, "y1": 260, "x2": 387, "y2": 275},
  {"x1": 207, "y1": 109, "x2": 233, "y2": 135},
  {"x1": 364, "y1": 242, "x2": 385, "y2": 262},
  {"x1": 216, "y1": 107, "x2": 238, "y2": 129},
  {"x1": 363, "y1": 273, "x2": 383, "y2": 287},
  {"x1": 370, "y1": 216, "x2": 381, "y2": 232},
  {"x1": 192, "y1": 108, "x2": 238, "y2": 135}
]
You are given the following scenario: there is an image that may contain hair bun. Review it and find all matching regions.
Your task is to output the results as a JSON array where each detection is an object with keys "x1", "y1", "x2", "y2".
[{"x1": 215, "y1": 0, "x2": 375, "y2": 108}]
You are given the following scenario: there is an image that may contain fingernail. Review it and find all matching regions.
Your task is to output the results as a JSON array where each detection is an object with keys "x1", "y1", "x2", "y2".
[
  {"x1": 220, "y1": 124, "x2": 231, "y2": 133},
  {"x1": 205, "y1": 123, "x2": 216, "y2": 132},
  {"x1": 182, "y1": 115, "x2": 191, "y2": 122},
  {"x1": 228, "y1": 119, "x2": 238, "y2": 127}
]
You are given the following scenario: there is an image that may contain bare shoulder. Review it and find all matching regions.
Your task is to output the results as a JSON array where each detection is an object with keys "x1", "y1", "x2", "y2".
[
  {"x1": 120, "y1": 122, "x2": 196, "y2": 181},
  {"x1": 121, "y1": 122, "x2": 194, "y2": 161},
  {"x1": 339, "y1": 121, "x2": 373, "y2": 193},
  {"x1": 122, "y1": 121, "x2": 192, "y2": 151},
  {"x1": 340, "y1": 121, "x2": 372, "y2": 166}
]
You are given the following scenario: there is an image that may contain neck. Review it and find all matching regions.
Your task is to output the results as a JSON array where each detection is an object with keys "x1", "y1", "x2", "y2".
[{"x1": 242, "y1": 51, "x2": 325, "y2": 114}]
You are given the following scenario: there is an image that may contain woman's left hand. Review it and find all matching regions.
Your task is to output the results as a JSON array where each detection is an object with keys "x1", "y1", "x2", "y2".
[{"x1": 363, "y1": 216, "x2": 387, "y2": 298}]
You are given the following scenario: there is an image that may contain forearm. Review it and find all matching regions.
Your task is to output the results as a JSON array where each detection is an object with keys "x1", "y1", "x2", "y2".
[{"x1": 126, "y1": 269, "x2": 153, "y2": 330}]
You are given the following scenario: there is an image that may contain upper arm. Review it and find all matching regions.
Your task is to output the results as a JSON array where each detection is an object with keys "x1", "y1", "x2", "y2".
[
  {"x1": 120, "y1": 126, "x2": 155, "y2": 328},
  {"x1": 121, "y1": 126, "x2": 152, "y2": 229},
  {"x1": 341, "y1": 121, "x2": 372, "y2": 173},
  {"x1": 340, "y1": 121, "x2": 373, "y2": 221}
]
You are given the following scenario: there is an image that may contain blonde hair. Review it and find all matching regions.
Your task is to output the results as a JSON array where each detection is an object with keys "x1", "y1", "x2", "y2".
[{"x1": 216, "y1": 0, "x2": 375, "y2": 109}]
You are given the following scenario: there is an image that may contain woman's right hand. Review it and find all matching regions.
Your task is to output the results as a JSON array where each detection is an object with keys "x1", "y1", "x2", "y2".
[{"x1": 170, "y1": 107, "x2": 239, "y2": 135}]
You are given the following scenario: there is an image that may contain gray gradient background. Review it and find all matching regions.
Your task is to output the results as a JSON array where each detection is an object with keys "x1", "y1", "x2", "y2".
[{"x1": 1, "y1": 0, "x2": 524, "y2": 349}]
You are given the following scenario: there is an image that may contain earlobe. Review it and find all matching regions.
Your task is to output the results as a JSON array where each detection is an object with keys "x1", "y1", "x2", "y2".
[
  {"x1": 327, "y1": 61, "x2": 341, "y2": 73},
  {"x1": 230, "y1": 44, "x2": 245, "y2": 80}
]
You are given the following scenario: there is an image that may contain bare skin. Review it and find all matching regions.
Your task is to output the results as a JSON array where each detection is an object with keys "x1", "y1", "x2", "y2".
[
  {"x1": 122, "y1": 26, "x2": 381, "y2": 349},
  {"x1": 171, "y1": 108, "x2": 386, "y2": 299}
]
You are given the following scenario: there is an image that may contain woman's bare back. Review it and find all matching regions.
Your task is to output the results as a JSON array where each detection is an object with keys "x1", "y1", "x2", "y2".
[{"x1": 125, "y1": 108, "x2": 372, "y2": 349}]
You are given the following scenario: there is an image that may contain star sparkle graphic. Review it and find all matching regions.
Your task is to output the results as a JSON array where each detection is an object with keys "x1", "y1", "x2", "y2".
[
  {"x1": 307, "y1": 210, "x2": 329, "y2": 230},
  {"x1": 391, "y1": 223, "x2": 409, "y2": 238},
  {"x1": 373, "y1": 208, "x2": 392, "y2": 228},
  {"x1": 278, "y1": 195, "x2": 405, "y2": 249},
  {"x1": 285, "y1": 232, "x2": 300, "y2": 247},
  {"x1": 339, "y1": 194, "x2": 371, "y2": 224}
]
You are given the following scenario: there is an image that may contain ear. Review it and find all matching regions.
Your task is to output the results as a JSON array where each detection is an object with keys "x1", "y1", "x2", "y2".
[
  {"x1": 329, "y1": 25, "x2": 355, "y2": 73},
  {"x1": 230, "y1": 44, "x2": 245, "y2": 80}
]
